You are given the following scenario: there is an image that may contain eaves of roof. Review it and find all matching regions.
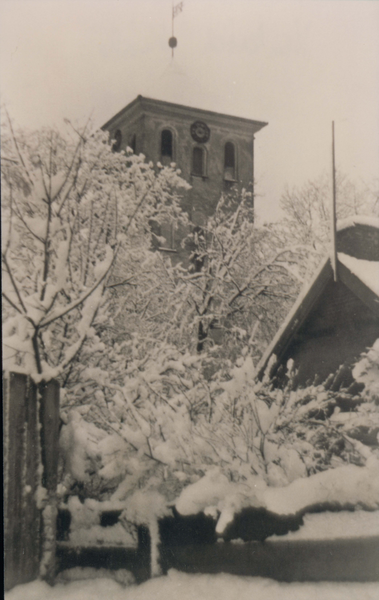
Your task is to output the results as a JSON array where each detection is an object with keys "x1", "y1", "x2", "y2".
[
  {"x1": 102, "y1": 95, "x2": 268, "y2": 133},
  {"x1": 256, "y1": 254, "x2": 379, "y2": 382}
]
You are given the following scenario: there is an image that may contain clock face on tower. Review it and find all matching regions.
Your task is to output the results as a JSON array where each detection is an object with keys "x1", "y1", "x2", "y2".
[{"x1": 190, "y1": 121, "x2": 210, "y2": 143}]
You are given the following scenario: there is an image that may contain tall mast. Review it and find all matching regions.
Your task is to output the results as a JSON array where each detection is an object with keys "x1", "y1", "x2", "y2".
[{"x1": 331, "y1": 121, "x2": 338, "y2": 282}]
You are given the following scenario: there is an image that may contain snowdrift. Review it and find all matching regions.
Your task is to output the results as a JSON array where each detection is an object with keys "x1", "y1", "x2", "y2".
[{"x1": 175, "y1": 458, "x2": 379, "y2": 539}]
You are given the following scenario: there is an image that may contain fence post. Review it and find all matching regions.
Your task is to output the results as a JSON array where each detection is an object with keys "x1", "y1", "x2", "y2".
[
  {"x1": 39, "y1": 380, "x2": 60, "y2": 583},
  {"x1": 4, "y1": 373, "x2": 41, "y2": 590},
  {"x1": 3, "y1": 372, "x2": 60, "y2": 591}
]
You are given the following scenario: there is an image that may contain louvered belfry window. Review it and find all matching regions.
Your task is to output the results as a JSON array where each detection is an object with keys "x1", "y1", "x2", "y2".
[
  {"x1": 224, "y1": 142, "x2": 236, "y2": 180},
  {"x1": 161, "y1": 129, "x2": 173, "y2": 159},
  {"x1": 192, "y1": 146, "x2": 204, "y2": 176}
]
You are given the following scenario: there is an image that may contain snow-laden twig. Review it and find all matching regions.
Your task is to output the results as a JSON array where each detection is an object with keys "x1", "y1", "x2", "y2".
[{"x1": 39, "y1": 246, "x2": 117, "y2": 328}]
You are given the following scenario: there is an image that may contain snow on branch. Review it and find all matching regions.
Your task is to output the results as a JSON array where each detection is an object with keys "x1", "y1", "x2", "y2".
[{"x1": 2, "y1": 118, "x2": 188, "y2": 382}]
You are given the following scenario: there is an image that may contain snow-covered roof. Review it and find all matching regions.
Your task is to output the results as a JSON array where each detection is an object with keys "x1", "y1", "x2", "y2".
[
  {"x1": 338, "y1": 253, "x2": 379, "y2": 296},
  {"x1": 336, "y1": 216, "x2": 379, "y2": 262},
  {"x1": 337, "y1": 215, "x2": 379, "y2": 232},
  {"x1": 257, "y1": 216, "x2": 379, "y2": 382},
  {"x1": 256, "y1": 256, "x2": 332, "y2": 381}
]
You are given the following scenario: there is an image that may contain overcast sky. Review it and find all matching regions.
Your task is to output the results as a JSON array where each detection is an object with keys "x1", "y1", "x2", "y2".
[{"x1": 1, "y1": 0, "x2": 378, "y2": 222}]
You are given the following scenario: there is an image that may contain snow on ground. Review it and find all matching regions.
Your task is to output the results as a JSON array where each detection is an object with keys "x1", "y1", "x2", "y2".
[
  {"x1": 56, "y1": 567, "x2": 135, "y2": 586},
  {"x1": 338, "y1": 253, "x2": 379, "y2": 296},
  {"x1": 5, "y1": 570, "x2": 379, "y2": 600},
  {"x1": 267, "y1": 510, "x2": 379, "y2": 541}
]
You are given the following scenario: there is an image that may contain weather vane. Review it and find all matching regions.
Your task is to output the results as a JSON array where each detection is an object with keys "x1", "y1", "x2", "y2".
[{"x1": 169, "y1": 1, "x2": 184, "y2": 57}]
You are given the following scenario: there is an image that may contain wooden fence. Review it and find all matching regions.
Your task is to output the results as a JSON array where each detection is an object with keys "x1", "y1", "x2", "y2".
[
  {"x1": 55, "y1": 508, "x2": 379, "y2": 583},
  {"x1": 3, "y1": 372, "x2": 60, "y2": 592}
]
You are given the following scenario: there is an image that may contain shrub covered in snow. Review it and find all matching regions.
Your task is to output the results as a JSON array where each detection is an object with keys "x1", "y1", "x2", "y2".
[{"x1": 58, "y1": 342, "x2": 379, "y2": 539}]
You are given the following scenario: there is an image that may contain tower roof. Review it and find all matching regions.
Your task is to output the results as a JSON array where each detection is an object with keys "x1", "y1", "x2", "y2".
[
  {"x1": 102, "y1": 60, "x2": 268, "y2": 129},
  {"x1": 142, "y1": 60, "x2": 218, "y2": 113}
]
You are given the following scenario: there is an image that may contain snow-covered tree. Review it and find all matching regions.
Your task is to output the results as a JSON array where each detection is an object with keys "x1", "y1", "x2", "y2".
[
  {"x1": 278, "y1": 172, "x2": 379, "y2": 274},
  {"x1": 177, "y1": 190, "x2": 306, "y2": 356},
  {"x1": 109, "y1": 189, "x2": 306, "y2": 368},
  {"x1": 1, "y1": 116, "x2": 189, "y2": 382}
]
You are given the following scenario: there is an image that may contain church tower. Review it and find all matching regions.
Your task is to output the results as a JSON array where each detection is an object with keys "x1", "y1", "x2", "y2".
[{"x1": 102, "y1": 32, "x2": 267, "y2": 260}]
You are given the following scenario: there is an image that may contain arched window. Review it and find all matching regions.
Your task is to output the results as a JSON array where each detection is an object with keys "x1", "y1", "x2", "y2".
[
  {"x1": 224, "y1": 142, "x2": 236, "y2": 181},
  {"x1": 112, "y1": 129, "x2": 122, "y2": 153},
  {"x1": 192, "y1": 146, "x2": 206, "y2": 177},
  {"x1": 161, "y1": 129, "x2": 173, "y2": 164}
]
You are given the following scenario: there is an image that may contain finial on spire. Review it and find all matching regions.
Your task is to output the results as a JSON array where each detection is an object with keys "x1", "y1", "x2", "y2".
[
  {"x1": 169, "y1": 1, "x2": 184, "y2": 57},
  {"x1": 169, "y1": 36, "x2": 177, "y2": 56}
]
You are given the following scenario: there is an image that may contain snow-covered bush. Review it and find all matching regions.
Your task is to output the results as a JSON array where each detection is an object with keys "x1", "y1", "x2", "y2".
[
  {"x1": 57, "y1": 344, "x2": 379, "y2": 559},
  {"x1": 58, "y1": 341, "x2": 379, "y2": 511}
]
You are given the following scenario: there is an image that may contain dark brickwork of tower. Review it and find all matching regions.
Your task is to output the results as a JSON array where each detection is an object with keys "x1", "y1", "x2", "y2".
[{"x1": 103, "y1": 94, "x2": 267, "y2": 262}]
